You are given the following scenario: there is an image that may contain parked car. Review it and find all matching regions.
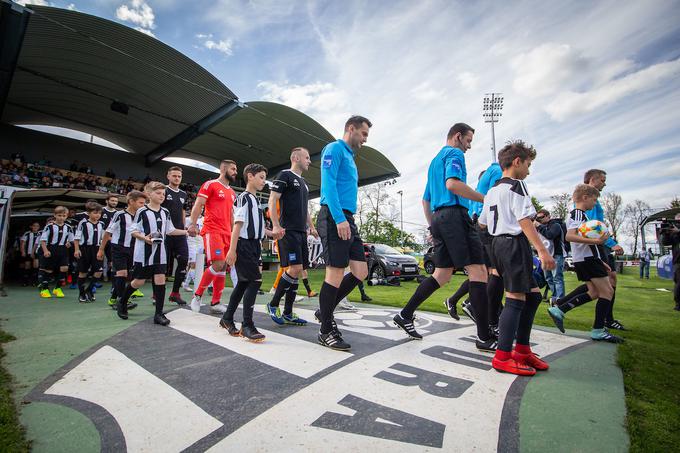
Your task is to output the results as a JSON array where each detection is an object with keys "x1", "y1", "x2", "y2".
[
  {"x1": 422, "y1": 246, "x2": 464, "y2": 275},
  {"x1": 364, "y1": 243, "x2": 420, "y2": 280},
  {"x1": 564, "y1": 255, "x2": 575, "y2": 271}
]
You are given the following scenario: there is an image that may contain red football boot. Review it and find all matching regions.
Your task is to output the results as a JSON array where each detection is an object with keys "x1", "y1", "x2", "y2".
[
  {"x1": 512, "y1": 350, "x2": 549, "y2": 371},
  {"x1": 492, "y1": 356, "x2": 536, "y2": 376}
]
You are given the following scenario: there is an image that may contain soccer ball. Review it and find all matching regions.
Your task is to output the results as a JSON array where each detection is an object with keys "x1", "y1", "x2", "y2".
[{"x1": 578, "y1": 220, "x2": 607, "y2": 239}]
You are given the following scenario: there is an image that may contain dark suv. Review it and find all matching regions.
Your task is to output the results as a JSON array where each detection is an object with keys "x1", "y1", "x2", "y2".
[
  {"x1": 422, "y1": 246, "x2": 464, "y2": 274},
  {"x1": 364, "y1": 243, "x2": 420, "y2": 280}
]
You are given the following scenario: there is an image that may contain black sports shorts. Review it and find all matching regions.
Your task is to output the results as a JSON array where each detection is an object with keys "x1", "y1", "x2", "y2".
[
  {"x1": 40, "y1": 245, "x2": 69, "y2": 269},
  {"x1": 574, "y1": 257, "x2": 609, "y2": 282},
  {"x1": 317, "y1": 205, "x2": 365, "y2": 268},
  {"x1": 132, "y1": 263, "x2": 167, "y2": 280},
  {"x1": 278, "y1": 230, "x2": 309, "y2": 269},
  {"x1": 111, "y1": 244, "x2": 133, "y2": 273},
  {"x1": 431, "y1": 205, "x2": 484, "y2": 269},
  {"x1": 77, "y1": 246, "x2": 103, "y2": 273},
  {"x1": 491, "y1": 234, "x2": 537, "y2": 293},
  {"x1": 235, "y1": 239, "x2": 263, "y2": 282},
  {"x1": 165, "y1": 236, "x2": 189, "y2": 263}
]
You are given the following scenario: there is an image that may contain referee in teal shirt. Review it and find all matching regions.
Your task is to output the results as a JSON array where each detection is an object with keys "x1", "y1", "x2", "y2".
[{"x1": 394, "y1": 123, "x2": 495, "y2": 351}]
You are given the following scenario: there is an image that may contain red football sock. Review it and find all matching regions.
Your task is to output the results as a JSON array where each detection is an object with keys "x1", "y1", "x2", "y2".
[
  {"x1": 195, "y1": 266, "x2": 217, "y2": 296},
  {"x1": 494, "y1": 349, "x2": 512, "y2": 361},
  {"x1": 211, "y1": 271, "x2": 226, "y2": 305},
  {"x1": 514, "y1": 343, "x2": 531, "y2": 354}
]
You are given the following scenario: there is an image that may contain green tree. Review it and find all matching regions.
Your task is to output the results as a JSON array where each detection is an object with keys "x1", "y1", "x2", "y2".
[
  {"x1": 531, "y1": 196, "x2": 544, "y2": 212},
  {"x1": 550, "y1": 193, "x2": 571, "y2": 220},
  {"x1": 359, "y1": 212, "x2": 420, "y2": 251},
  {"x1": 669, "y1": 197, "x2": 680, "y2": 209}
]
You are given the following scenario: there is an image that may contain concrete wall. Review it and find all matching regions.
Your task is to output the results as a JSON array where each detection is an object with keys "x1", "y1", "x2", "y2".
[{"x1": 0, "y1": 123, "x2": 217, "y2": 186}]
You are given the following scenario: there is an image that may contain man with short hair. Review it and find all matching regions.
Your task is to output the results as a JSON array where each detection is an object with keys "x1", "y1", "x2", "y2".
[
  {"x1": 162, "y1": 166, "x2": 189, "y2": 305},
  {"x1": 188, "y1": 160, "x2": 238, "y2": 314},
  {"x1": 266, "y1": 147, "x2": 318, "y2": 325},
  {"x1": 315, "y1": 116, "x2": 372, "y2": 351},
  {"x1": 394, "y1": 123, "x2": 495, "y2": 352},
  {"x1": 535, "y1": 208, "x2": 567, "y2": 302},
  {"x1": 639, "y1": 248, "x2": 653, "y2": 279}
]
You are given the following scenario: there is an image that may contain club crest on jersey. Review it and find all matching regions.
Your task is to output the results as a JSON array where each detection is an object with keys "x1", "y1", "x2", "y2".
[{"x1": 166, "y1": 194, "x2": 172, "y2": 200}]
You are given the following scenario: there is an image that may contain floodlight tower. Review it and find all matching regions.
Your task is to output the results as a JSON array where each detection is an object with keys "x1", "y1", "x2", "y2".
[{"x1": 483, "y1": 93, "x2": 503, "y2": 163}]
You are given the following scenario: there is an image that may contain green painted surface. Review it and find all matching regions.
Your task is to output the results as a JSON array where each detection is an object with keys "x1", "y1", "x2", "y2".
[
  {"x1": 21, "y1": 402, "x2": 100, "y2": 453},
  {"x1": 520, "y1": 332, "x2": 629, "y2": 453}
]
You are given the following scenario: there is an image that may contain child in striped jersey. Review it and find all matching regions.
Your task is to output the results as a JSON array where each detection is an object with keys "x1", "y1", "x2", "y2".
[
  {"x1": 116, "y1": 182, "x2": 188, "y2": 325},
  {"x1": 73, "y1": 202, "x2": 105, "y2": 303},
  {"x1": 38, "y1": 206, "x2": 74, "y2": 298}
]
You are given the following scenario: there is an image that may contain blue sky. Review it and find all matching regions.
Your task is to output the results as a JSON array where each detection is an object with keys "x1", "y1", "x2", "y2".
[{"x1": 17, "y1": 0, "x2": 680, "y2": 249}]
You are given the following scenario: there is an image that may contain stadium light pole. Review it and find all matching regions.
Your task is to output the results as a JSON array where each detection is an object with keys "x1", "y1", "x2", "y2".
[
  {"x1": 397, "y1": 190, "x2": 404, "y2": 247},
  {"x1": 483, "y1": 93, "x2": 503, "y2": 163}
]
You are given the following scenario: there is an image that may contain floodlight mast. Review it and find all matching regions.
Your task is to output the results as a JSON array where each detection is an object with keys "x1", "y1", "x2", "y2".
[{"x1": 483, "y1": 93, "x2": 503, "y2": 163}]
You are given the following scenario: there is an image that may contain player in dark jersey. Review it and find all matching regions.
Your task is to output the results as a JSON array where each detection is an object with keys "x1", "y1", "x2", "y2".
[
  {"x1": 266, "y1": 147, "x2": 318, "y2": 325},
  {"x1": 101, "y1": 194, "x2": 119, "y2": 282},
  {"x1": 74, "y1": 203, "x2": 105, "y2": 302},
  {"x1": 162, "y1": 166, "x2": 189, "y2": 305}
]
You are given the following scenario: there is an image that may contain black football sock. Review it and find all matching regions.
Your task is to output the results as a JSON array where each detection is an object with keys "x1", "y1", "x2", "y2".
[
  {"x1": 593, "y1": 297, "x2": 611, "y2": 330},
  {"x1": 270, "y1": 272, "x2": 295, "y2": 307},
  {"x1": 400, "y1": 276, "x2": 440, "y2": 320},
  {"x1": 119, "y1": 284, "x2": 136, "y2": 306},
  {"x1": 447, "y1": 279, "x2": 470, "y2": 305},
  {"x1": 172, "y1": 255, "x2": 188, "y2": 293},
  {"x1": 516, "y1": 292, "x2": 542, "y2": 346},
  {"x1": 302, "y1": 278, "x2": 312, "y2": 294},
  {"x1": 319, "y1": 282, "x2": 339, "y2": 334},
  {"x1": 469, "y1": 281, "x2": 490, "y2": 341},
  {"x1": 224, "y1": 281, "x2": 249, "y2": 322},
  {"x1": 54, "y1": 270, "x2": 65, "y2": 290},
  {"x1": 561, "y1": 284, "x2": 588, "y2": 302},
  {"x1": 497, "y1": 298, "x2": 523, "y2": 352},
  {"x1": 153, "y1": 283, "x2": 166, "y2": 316},
  {"x1": 487, "y1": 274, "x2": 504, "y2": 326},
  {"x1": 332, "y1": 274, "x2": 363, "y2": 310},
  {"x1": 241, "y1": 281, "x2": 262, "y2": 327},
  {"x1": 558, "y1": 292, "x2": 593, "y2": 313},
  {"x1": 86, "y1": 276, "x2": 100, "y2": 294},
  {"x1": 78, "y1": 276, "x2": 87, "y2": 296},
  {"x1": 283, "y1": 281, "x2": 300, "y2": 316},
  {"x1": 606, "y1": 287, "x2": 617, "y2": 323}
]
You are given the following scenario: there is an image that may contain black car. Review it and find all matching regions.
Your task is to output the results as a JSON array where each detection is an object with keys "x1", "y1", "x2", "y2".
[
  {"x1": 364, "y1": 243, "x2": 420, "y2": 280},
  {"x1": 422, "y1": 246, "x2": 464, "y2": 275}
]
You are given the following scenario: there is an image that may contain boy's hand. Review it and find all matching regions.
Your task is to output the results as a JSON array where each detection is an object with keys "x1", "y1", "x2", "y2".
[
  {"x1": 309, "y1": 226, "x2": 318, "y2": 238},
  {"x1": 611, "y1": 244, "x2": 624, "y2": 255},
  {"x1": 187, "y1": 224, "x2": 197, "y2": 237},
  {"x1": 226, "y1": 249, "x2": 236, "y2": 266},
  {"x1": 65, "y1": 242, "x2": 71, "y2": 249},
  {"x1": 539, "y1": 250, "x2": 556, "y2": 271},
  {"x1": 96, "y1": 250, "x2": 104, "y2": 261},
  {"x1": 272, "y1": 225, "x2": 285, "y2": 240},
  {"x1": 144, "y1": 235, "x2": 153, "y2": 245},
  {"x1": 74, "y1": 250, "x2": 81, "y2": 259},
  {"x1": 44, "y1": 250, "x2": 51, "y2": 258},
  {"x1": 603, "y1": 261, "x2": 611, "y2": 273},
  {"x1": 597, "y1": 232, "x2": 610, "y2": 245}
]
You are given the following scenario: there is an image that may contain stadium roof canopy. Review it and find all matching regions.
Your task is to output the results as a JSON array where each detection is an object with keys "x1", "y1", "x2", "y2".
[{"x1": 0, "y1": 1, "x2": 399, "y2": 196}]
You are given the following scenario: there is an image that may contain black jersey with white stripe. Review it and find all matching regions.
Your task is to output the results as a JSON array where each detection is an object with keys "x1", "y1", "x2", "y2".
[
  {"x1": 106, "y1": 209, "x2": 135, "y2": 248},
  {"x1": 479, "y1": 177, "x2": 536, "y2": 236},
  {"x1": 131, "y1": 206, "x2": 176, "y2": 266},
  {"x1": 162, "y1": 187, "x2": 187, "y2": 231},
  {"x1": 73, "y1": 211, "x2": 88, "y2": 223},
  {"x1": 75, "y1": 219, "x2": 105, "y2": 246},
  {"x1": 40, "y1": 223, "x2": 74, "y2": 246},
  {"x1": 21, "y1": 231, "x2": 40, "y2": 255},
  {"x1": 101, "y1": 207, "x2": 118, "y2": 229},
  {"x1": 567, "y1": 208, "x2": 602, "y2": 262},
  {"x1": 270, "y1": 169, "x2": 309, "y2": 232},
  {"x1": 234, "y1": 191, "x2": 264, "y2": 240}
]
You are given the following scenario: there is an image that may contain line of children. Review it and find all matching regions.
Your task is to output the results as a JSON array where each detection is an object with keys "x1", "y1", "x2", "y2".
[{"x1": 19, "y1": 222, "x2": 41, "y2": 286}]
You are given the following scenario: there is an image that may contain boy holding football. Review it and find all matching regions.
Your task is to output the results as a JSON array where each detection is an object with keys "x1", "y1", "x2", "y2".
[{"x1": 547, "y1": 184, "x2": 624, "y2": 343}]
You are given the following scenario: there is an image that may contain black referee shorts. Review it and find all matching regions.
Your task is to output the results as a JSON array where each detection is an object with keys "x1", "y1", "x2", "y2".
[
  {"x1": 132, "y1": 263, "x2": 167, "y2": 280},
  {"x1": 574, "y1": 257, "x2": 609, "y2": 282},
  {"x1": 317, "y1": 205, "x2": 365, "y2": 268},
  {"x1": 40, "y1": 245, "x2": 69, "y2": 269},
  {"x1": 491, "y1": 234, "x2": 537, "y2": 293},
  {"x1": 165, "y1": 236, "x2": 189, "y2": 262},
  {"x1": 431, "y1": 206, "x2": 484, "y2": 269},
  {"x1": 104, "y1": 241, "x2": 112, "y2": 261},
  {"x1": 478, "y1": 224, "x2": 495, "y2": 269},
  {"x1": 111, "y1": 244, "x2": 133, "y2": 273},
  {"x1": 235, "y1": 239, "x2": 262, "y2": 282},
  {"x1": 278, "y1": 230, "x2": 309, "y2": 269},
  {"x1": 77, "y1": 246, "x2": 103, "y2": 273}
]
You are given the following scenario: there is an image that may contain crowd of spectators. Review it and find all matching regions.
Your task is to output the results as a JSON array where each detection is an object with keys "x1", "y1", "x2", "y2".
[{"x1": 1, "y1": 153, "x2": 200, "y2": 206}]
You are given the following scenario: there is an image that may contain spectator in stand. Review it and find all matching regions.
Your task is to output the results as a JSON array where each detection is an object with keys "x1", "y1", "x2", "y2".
[
  {"x1": 105, "y1": 168, "x2": 116, "y2": 179},
  {"x1": 70, "y1": 160, "x2": 79, "y2": 171},
  {"x1": 535, "y1": 209, "x2": 567, "y2": 303},
  {"x1": 639, "y1": 248, "x2": 653, "y2": 279},
  {"x1": 11, "y1": 152, "x2": 25, "y2": 164}
]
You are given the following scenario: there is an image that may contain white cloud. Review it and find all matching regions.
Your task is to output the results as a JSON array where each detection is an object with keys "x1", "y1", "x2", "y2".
[
  {"x1": 546, "y1": 57, "x2": 680, "y2": 121},
  {"x1": 410, "y1": 81, "x2": 443, "y2": 102},
  {"x1": 457, "y1": 72, "x2": 478, "y2": 91},
  {"x1": 204, "y1": 39, "x2": 233, "y2": 56},
  {"x1": 15, "y1": 0, "x2": 50, "y2": 6},
  {"x1": 511, "y1": 43, "x2": 588, "y2": 98},
  {"x1": 66, "y1": 3, "x2": 77, "y2": 10},
  {"x1": 134, "y1": 26, "x2": 155, "y2": 37},
  {"x1": 116, "y1": 0, "x2": 155, "y2": 30},
  {"x1": 195, "y1": 33, "x2": 213, "y2": 39}
]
